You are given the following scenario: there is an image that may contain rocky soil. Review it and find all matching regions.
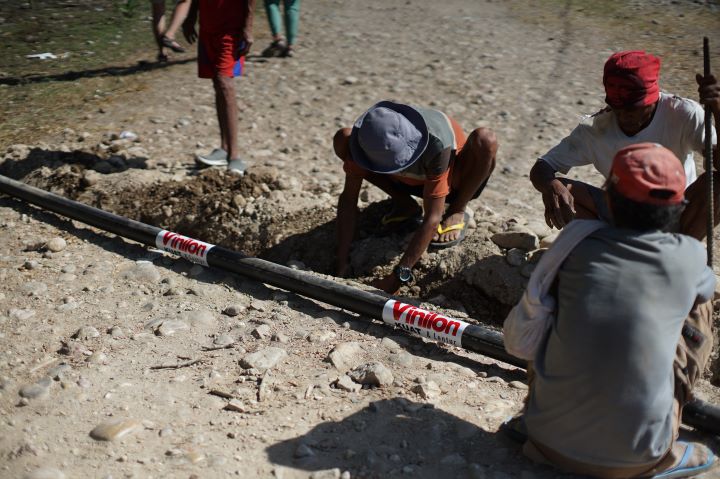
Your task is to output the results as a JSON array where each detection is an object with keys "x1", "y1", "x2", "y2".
[{"x1": 1, "y1": 0, "x2": 720, "y2": 478}]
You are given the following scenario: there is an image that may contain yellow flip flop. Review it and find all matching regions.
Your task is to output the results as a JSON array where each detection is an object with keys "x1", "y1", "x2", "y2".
[
  {"x1": 430, "y1": 211, "x2": 470, "y2": 249},
  {"x1": 380, "y1": 208, "x2": 423, "y2": 227}
]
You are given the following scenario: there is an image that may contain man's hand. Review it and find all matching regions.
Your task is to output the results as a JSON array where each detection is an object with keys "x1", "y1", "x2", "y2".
[
  {"x1": 237, "y1": 33, "x2": 253, "y2": 57},
  {"x1": 697, "y1": 73, "x2": 720, "y2": 114},
  {"x1": 182, "y1": 19, "x2": 197, "y2": 44},
  {"x1": 542, "y1": 179, "x2": 576, "y2": 229},
  {"x1": 370, "y1": 274, "x2": 401, "y2": 295}
]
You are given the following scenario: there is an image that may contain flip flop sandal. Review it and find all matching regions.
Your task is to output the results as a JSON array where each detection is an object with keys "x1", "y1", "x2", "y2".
[
  {"x1": 430, "y1": 211, "x2": 471, "y2": 249},
  {"x1": 380, "y1": 209, "x2": 423, "y2": 227},
  {"x1": 161, "y1": 35, "x2": 186, "y2": 53},
  {"x1": 652, "y1": 441, "x2": 717, "y2": 478}
]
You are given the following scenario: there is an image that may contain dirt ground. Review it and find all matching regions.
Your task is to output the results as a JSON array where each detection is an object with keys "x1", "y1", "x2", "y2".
[{"x1": 2, "y1": 0, "x2": 720, "y2": 478}]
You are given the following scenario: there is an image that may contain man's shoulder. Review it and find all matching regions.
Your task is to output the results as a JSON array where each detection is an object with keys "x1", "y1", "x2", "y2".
[{"x1": 658, "y1": 92, "x2": 703, "y2": 117}]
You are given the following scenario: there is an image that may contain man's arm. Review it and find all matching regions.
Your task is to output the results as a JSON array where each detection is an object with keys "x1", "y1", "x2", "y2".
[
  {"x1": 530, "y1": 159, "x2": 576, "y2": 229},
  {"x1": 335, "y1": 175, "x2": 362, "y2": 277},
  {"x1": 371, "y1": 194, "x2": 444, "y2": 294},
  {"x1": 182, "y1": 0, "x2": 198, "y2": 44},
  {"x1": 238, "y1": 0, "x2": 255, "y2": 56}
]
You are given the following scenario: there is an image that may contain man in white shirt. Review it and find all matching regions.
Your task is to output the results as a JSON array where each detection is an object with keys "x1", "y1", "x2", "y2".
[{"x1": 530, "y1": 50, "x2": 719, "y2": 239}]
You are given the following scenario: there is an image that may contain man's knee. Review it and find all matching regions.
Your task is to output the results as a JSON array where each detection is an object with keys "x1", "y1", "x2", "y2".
[
  {"x1": 213, "y1": 75, "x2": 235, "y2": 94},
  {"x1": 469, "y1": 127, "x2": 499, "y2": 157},
  {"x1": 333, "y1": 128, "x2": 352, "y2": 160}
]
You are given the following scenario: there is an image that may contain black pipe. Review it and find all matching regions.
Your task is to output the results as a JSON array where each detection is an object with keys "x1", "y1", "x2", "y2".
[{"x1": 0, "y1": 174, "x2": 715, "y2": 433}]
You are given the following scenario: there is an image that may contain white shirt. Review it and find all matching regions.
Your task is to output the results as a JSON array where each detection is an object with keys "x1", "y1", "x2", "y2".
[{"x1": 541, "y1": 92, "x2": 717, "y2": 187}]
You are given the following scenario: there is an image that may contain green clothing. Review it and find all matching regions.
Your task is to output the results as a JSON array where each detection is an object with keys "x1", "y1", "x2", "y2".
[{"x1": 264, "y1": 0, "x2": 300, "y2": 45}]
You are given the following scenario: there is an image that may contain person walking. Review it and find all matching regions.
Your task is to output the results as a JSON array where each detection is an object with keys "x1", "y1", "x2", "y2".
[
  {"x1": 184, "y1": 0, "x2": 255, "y2": 175},
  {"x1": 261, "y1": 0, "x2": 301, "y2": 58}
]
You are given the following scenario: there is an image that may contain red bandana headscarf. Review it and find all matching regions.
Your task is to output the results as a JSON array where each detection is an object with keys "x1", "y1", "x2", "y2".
[{"x1": 603, "y1": 50, "x2": 661, "y2": 109}]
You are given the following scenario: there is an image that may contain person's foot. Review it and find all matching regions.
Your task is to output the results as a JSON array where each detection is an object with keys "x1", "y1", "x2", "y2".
[
  {"x1": 281, "y1": 45, "x2": 295, "y2": 58},
  {"x1": 432, "y1": 210, "x2": 469, "y2": 243},
  {"x1": 382, "y1": 199, "x2": 422, "y2": 226},
  {"x1": 227, "y1": 158, "x2": 247, "y2": 175},
  {"x1": 651, "y1": 441, "x2": 716, "y2": 478},
  {"x1": 157, "y1": 52, "x2": 169, "y2": 63},
  {"x1": 195, "y1": 148, "x2": 228, "y2": 167},
  {"x1": 160, "y1": 35, "x2": 186, "y2": 53},
  {"x1": 261, "y1": 39, "x2": 287, "y2": 58}
]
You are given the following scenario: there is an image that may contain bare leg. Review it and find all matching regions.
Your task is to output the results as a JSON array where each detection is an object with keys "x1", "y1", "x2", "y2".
[
  {"x1": 679, "y1": 171, "x2": 720, "y2": 241},
  {"x1": 151, "y1": 1, "x2": 167, "y2": 58},
  {"x1": 213, "y1": 75, "x2": 239, "y2": 160},
  {"x1": 433, "y1": 127, "x2": 497, "y2": 243},
  {"x1": 163, "y1": 0, "x2": 191, "y2": 40}
]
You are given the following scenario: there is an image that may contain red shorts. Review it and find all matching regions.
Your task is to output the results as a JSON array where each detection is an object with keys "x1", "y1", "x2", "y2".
[{"x1": 198, "y1": 32, "x2": 245, "y2": 78}]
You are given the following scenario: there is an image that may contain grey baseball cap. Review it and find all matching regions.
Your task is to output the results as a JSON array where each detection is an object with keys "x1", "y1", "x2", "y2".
[{"x1": 349, "y1": 101, "x2": 429, "y2": 174}]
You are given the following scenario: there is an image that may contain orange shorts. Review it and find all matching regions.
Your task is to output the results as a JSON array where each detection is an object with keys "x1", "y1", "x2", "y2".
[{"x1": 198, "y1": 32, "x2": 245, "y2": 78}]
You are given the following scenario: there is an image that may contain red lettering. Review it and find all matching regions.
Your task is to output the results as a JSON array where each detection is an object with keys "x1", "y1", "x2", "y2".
[
  {"x1": 432, "y1": 317, "x2": 447, "y2": 333},
  {"x1": 445, "y1": 320, "x2": 460, "y2": 336},
  {"x1": 392, "y1": 301, "x2": 413, "y2": 321}
]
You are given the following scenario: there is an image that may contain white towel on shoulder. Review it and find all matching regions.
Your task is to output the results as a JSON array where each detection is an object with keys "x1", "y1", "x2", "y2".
[{"x1": 503, "y1": 220, "x2": 607, "y2": 360}]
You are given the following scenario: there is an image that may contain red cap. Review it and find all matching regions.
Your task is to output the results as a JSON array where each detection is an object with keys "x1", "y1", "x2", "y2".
[
  {"x1": 609, "y1": 143, "x2": 686, "y2": 205},
  {"x1": 603, "y1": 50, "x2": 661, "y2": 109}
]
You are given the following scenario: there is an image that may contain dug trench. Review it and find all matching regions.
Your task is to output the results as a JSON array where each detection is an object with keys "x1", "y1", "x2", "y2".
[{"x1": 6, "y1": 155, "x2": 720, "y2": 386}]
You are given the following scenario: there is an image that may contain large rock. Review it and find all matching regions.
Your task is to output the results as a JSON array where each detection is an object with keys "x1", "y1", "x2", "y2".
[
  {"x1": 463, "y1": 256, "x2": 527, "y2": 306},
  {"x1": 491, "y1": 227, "x2": 539, "y2": 251},
  {"x1": 240, "y1": 347, "x2": 287, "y2": 370}
]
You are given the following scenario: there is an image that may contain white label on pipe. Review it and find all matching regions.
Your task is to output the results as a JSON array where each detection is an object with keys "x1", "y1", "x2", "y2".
[
  {"x1": 381, "y1": 300, "x2": 468, "y2": 347},
  {"x1": 155, "y1": 230, "x2": 214, "y2": 266}
]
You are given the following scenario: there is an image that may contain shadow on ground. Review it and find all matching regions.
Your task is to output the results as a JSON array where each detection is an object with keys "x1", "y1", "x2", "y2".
[
  {"x1": 265, "y1": 397, "x2": 540, "y2": 479},
  {"x1": 0, "y1": 58, "x2": 196, "y2": 86}
]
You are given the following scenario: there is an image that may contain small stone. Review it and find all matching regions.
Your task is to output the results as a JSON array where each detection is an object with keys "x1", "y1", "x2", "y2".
[
  {"x1": 24, "y1": 467, "x2": 66, "y2": 479},
  {"x1": 23, "y1": 260, "x2": 40, "y2": 270},
  {"x1": 271, "y1": 332, "x2": 289, "y2": 344},
  {"x1": 310, "y1": 469, "x2": 341, "y2": 479},
  {"x1": 19, "y1": 377, "x2": 52, "y2": 399},
  {"x1": 508, "y1": 380, "x2": 528, "y2": 390},
  {"x1": 348, "y1": 362, "x2": 393, "y2": 387},
  {"x1": 182, "y1": 309, "x2": 216, "y2": 328},
  {"x1": 327, "y1": 342, "x2": 361, "y2": 371},
  {"x1": 9, "y1": 308, "x2": 35, "y2": 321},
  {"x1": 73, "y1": 326, "x2": 100, "y2": 340},
  {"x1": 45, "y1": 237, "x2": 67, "y2": 252},
  {"x1": 539, "y1": 232, "x2": 559, "y2": 248},
  {"x1": 86, "y1": 351, "x2": 107, "y2": 364},
  {"x1": 89, "y1": 418, "x2": 142, "y2": 441},
  {"x1": 21, "y1": 281, "x2": 47, "y2": 296},
  {"x1": 294, "y1": 443, "x2": 315, "y2": 458},
  {"x1": 108, "y1": 326, "x2": 125, "y2": 338},
  {"x1": 307, "y1": 330, "x2": 336, "y2": 343},
  {"x1": 213, "y1": 334, "x2": 235, "y2": 347},
  {"x1": 224, "y1": 399, "x2": 247, "y2": 413},
  {"x1": 119, "y1": 261, "x2": 161, "y2": 284},
  {"x1": 239, "y1": 347, "x2": 287, "y2": 370},
  {"x1": 47, "y1": 364, "x2": 71, "y2": 380},
  {"x1": 505, "y1": 248, "x2": 527, "y2": 266},
  {"x1": 252, "y1": 324, "x2": 271, "y2": 339},
  {"x1": 222, "y1": 304, "x2": 245, "y2": 317},
  {"x1": 412, "y1": 380, "x2": 441, "y2": 400},
  {"x1": 155, "y1": 320, "x2": 190, "y2": 336},
  {"x1": 335, "y1": 375, "x2": 361, "y2": 393},
  {"x1": 343, "y1": 76, "x2": 359, "y2": 85}
]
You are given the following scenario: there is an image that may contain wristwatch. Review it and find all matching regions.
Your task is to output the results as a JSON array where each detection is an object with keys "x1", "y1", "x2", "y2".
[{"x1": 393, "y1": 265, "x2": 415, "y2": 284}]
